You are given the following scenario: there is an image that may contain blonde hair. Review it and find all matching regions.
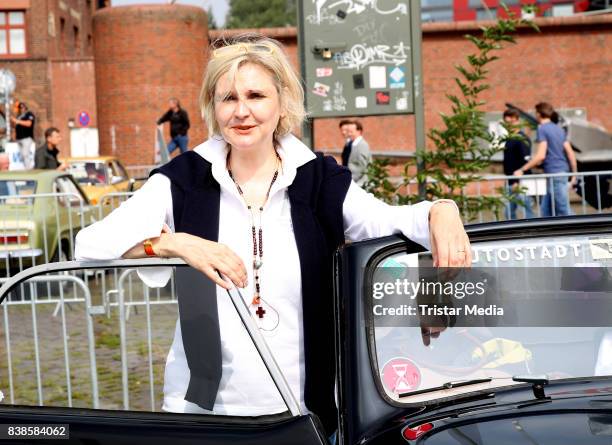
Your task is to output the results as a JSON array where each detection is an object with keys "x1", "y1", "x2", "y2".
[{"x1": 200, "y1": 35, "x2": 305, "y2": 142}]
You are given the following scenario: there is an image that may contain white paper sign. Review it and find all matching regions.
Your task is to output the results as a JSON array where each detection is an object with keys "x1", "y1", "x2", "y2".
[
  {"x1": 355, "y1": 96, "x2": 367, "y2": 109},
  {"x1": 520, "y1": 178, "x2": 547, "y2": 196},
  {"x1": 369, "y1": 66, "x2": 387, "y2": 89},
  {"x1": 5, "y1": 142, "x2": 25, "y2": 171},
  {"x1": 396, "y1": 97, "x2": 408, "y2": 110}
]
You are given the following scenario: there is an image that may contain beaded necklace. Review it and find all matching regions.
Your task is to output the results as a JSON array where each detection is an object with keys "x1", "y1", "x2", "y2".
[{"x1": 227, "y1": 150, "x2": 281, "y2": 325}]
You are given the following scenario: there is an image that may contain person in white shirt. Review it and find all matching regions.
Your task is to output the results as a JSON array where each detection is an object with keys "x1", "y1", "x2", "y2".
[{"x1": 75, "y1": 35, "x2": 471, "y2": 435}]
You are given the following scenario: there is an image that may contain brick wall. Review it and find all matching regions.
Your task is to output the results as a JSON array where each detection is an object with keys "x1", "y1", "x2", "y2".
[
  {"x1": 1, "y1": 0, "x2": 97, "y2": 152},
  {"x1": 50, "y1": 59, "x2": 97, "y2": 152},
  {"x1": 211, "y1": 16, "x2": 612, "y2": 155},
  {"x1": 93, "y1": 5, "x2": 208, "y2": 165},
  {"x1": 48, "y1": 0, "x2": 96, "y2": 59}
]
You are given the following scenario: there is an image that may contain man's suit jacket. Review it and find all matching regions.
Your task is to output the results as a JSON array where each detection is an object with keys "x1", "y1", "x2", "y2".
[{"x1": 348, "y1": 137, "x2": 372, "y2": 186}]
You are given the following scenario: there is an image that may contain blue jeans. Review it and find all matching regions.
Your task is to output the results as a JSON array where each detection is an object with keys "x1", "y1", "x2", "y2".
[
  {"x1": 506, "y1": 184, "x2": 535, "y2": 220},
  {"x1": 167, "y1": 134, "x2": 189, "y2": 154},
  {"x1": 328, "y1": 430, "x2": 337, "y2": 445},
  {"x1": 541, "y1": 176, "x2": 571, "y2": 217}
]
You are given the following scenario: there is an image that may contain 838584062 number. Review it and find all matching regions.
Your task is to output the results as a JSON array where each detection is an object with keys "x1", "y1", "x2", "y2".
[{"x1": 1, "y1": 424, "x2": 69, "y2": 439}]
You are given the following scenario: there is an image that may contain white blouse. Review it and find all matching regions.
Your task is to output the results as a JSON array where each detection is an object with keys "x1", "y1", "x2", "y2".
[{"x1": 75, "y1": 134, "x2": 435, "y2": 416}]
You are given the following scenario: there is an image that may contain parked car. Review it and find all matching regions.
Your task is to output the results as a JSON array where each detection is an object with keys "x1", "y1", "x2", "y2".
[
  {"x1": 63, "y1": 156, "x2": 142, "y2": 204},
  {"x1": 0, "y1": 215, "x2": 611, "y2": 444},
  {"x1": 0, "y1": 169, "x2": 93, "y2": 272}
]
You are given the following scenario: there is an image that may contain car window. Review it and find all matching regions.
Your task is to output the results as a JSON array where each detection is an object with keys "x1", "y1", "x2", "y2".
[
  {"x1": 54, "y1": 177, "x2": 87, "y2": 207},
  {"x1": 0, "y1": 265, "x2": 293, "y2": 418},
  {"x1": 68, "y1": 161, "x2": 109, "y2": 186},
  {"x1": 370, "y1": 232, "x2": 612, "y2": 404},
  {"x1": 0, "y1": 180, "x2": 37, "y2": 205}
]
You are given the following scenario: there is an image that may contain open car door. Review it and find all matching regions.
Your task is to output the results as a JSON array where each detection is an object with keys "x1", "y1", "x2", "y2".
[
  {"x1": 335, "y1": 214, "x2": 612, "y2": 445},
  {"x1": 0, "y1": 261, "x2": 327, "y2": 445}
]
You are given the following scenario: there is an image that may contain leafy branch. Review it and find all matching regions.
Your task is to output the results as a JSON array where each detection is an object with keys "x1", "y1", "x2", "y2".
[{"x1": 365, "y1": 6, "x2": 539, "y2": 221}]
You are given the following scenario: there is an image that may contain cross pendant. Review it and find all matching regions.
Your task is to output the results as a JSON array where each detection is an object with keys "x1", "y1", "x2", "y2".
[{"x1": 255, "y1": 306, "x2": 266, "y2": 318}]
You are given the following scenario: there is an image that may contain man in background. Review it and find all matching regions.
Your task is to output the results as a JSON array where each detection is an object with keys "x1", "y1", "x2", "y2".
[
  {"x1": 344, "y1": 120, "x2": 372, "y2": 186},
  {"x1": 503, "y1": 108, "x2": 534, "y2": 219},
  {"x1": 157, "y1": 98, "x2": 190, "y2": 155},
  {"x1": 35, "y1": 127, "x2": 67, "y2": 170},
  {"x1": 10, "y1": 102, "x2": 36, "y2": 169}
]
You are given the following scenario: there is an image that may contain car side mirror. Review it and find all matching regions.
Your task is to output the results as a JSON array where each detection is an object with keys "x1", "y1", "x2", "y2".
[{"x1": 111, "y1": 175, "x2": 124, "y2": 185}]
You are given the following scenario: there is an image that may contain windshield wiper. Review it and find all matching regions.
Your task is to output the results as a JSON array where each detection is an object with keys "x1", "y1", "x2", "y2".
[
  {"x1": 512, "y1": 374, "x2": 549, "y2": 400},
  {"x1": 398, "y1": 378, "x2": 493, "y2": 398}
]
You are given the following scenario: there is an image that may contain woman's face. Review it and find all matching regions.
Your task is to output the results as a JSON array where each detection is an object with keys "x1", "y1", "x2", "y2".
[{"x1": 214, "y1": 62, "x2": 282, "y2": 153}]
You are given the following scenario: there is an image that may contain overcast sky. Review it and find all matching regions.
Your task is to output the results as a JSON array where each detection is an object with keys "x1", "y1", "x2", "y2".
[{"x1": 111, "y1": 0, "x2": 228, "y2": 26}]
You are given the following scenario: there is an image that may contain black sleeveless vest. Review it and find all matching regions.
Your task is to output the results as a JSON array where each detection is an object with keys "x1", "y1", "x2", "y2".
[{"x1": 151, "y1": 151, "x2": 351, "y2": 434}]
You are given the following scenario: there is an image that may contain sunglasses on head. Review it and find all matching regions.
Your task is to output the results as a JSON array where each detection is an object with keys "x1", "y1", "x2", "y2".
[{"x1": 212, "y1": 42, "x2": 276, "y2": 59}]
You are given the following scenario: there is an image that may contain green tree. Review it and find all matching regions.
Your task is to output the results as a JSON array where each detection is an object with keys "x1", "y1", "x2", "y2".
[
  {"x1": 207, "y1": 6, "x2": 218, "y2": 30},
  {"x1": 225, "y1": 0, "x2": 296, "y2": 29},
  {"x1": 365, "y1": 6, "x2": 539, "y2": 221}
]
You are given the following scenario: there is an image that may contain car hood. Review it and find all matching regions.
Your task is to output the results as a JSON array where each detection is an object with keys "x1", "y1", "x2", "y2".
[
  {"x1": 390, "y1": 378, "x2": 612, "y2": 444},
  {"x1": 419, "y1": 412, "x2": 612, "y2": 444},
  {"x1": 80, "y1": 184, "x2": 116, "y2": 201}
]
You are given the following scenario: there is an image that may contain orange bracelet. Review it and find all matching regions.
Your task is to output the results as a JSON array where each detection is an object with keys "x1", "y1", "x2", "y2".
[{"x1": 143, "y1": 238, "x2": 156, "y2": 256}]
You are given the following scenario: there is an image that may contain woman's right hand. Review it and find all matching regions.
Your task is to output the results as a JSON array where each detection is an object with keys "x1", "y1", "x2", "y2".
[{"x1": 159, "y1": 232, "x2": 248, "y2": 290}]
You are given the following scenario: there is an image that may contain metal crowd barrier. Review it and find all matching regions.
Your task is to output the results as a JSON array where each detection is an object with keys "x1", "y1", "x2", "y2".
[
  {"x1": 391, "y1": 170, "x2": 612, "y2": 223},
  {"x1": 0, "y1": 261, "x2": 300, "y2": 415},
  {"x1": 0, "y1": 266, "x2": 177, "y2": 411},
  {"x1": 94, "y1": 191, "x2": 134, "y2": 220},
  {"x1": 0, "y1": 190, "x2": 138, "y2": 279},
  {"x1": 0, "y1": 192, "x2": 89, "y2": 280},
  {"x1": 469, "y1": 170, "x2": 611, "y2": 222}
]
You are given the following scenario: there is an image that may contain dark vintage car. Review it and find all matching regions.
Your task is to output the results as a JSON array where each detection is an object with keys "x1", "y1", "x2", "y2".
[{"x1": 0, "y1": 214, "x2": 611, "y2": 444}]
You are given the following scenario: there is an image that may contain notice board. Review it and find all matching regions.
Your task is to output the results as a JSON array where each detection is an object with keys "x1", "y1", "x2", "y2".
[{"x1": 298, "y1": 0, "x2": 418, "y2": 118}]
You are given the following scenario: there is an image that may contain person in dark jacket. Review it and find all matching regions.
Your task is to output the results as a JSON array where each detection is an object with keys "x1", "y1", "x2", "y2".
[
  {"x1": 339, "y1": 119, "x2": 353, "y2": 167},
  {"x1": 34, "y1": 127, "x2": 66, "y2": 170},
  {"x1": 503, "y1": 108, "x2": 534, "y2": 219},
  {"x1": 157, "y1": 98, "x2": 190, "y2": 155},
  {"x1": 10, "y1": 102, "x2": 36, "y2": 169}
]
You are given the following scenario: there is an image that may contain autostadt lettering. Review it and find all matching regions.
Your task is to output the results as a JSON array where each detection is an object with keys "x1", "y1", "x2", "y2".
[
  {"x1": 372, "y1": 304, "x2": 503, "y2": 316},
  {"x1": 473, "y1": 242, "x2": 581, "y2": 264}
]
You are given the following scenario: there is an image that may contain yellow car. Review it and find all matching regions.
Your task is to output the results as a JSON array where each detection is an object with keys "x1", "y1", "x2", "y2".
[{"x1": 63, "y1": 156, "x2": 141, "y2": 205}]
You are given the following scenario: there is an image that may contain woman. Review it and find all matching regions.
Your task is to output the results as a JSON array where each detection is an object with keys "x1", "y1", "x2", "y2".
[{"x1": 75, "y1": 36, "x2": 470, "y2": 435}]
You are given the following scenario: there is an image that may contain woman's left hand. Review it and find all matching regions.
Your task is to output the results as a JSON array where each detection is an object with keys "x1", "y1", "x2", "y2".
[{"x1": 429, "y1": 202, "x2": 471, "y2": 267}]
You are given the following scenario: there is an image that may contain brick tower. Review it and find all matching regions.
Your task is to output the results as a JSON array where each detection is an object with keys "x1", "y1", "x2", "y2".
[{"x1": 92, "y1": 5, "x2": 208, "y2": 165}]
